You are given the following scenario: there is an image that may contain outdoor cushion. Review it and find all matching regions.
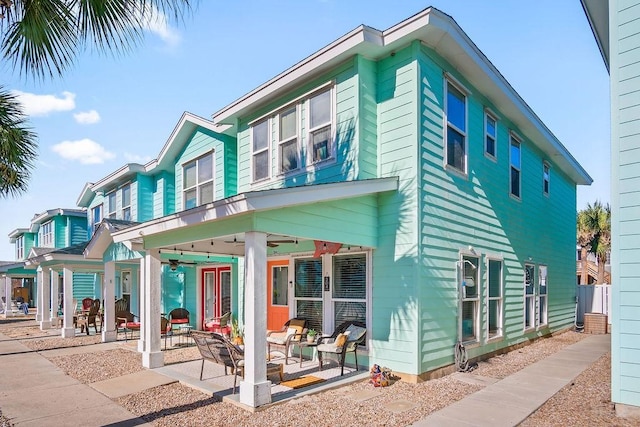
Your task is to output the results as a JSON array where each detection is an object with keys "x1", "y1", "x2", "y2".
[
  {"x1": 288, "y1": 319, "x2": 305, "y2": 335},
  {"x1": 170, "y1": 318, "x2": 189, "y2": 324},
  {"x1": 344, "y1": 324, "x2": 366, "y2": 341},
  {"x1": 334, "y1": 333, "x2": 348, "y2": 347},
  {"x1": 317, "y1": 342, "x2": 342, "y2": 353}
]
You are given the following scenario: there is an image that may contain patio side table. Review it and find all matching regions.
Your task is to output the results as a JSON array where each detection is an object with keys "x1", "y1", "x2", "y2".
[
  {"x1": 297, "y1": 341, "x2": 318, "y2": 367},
  {"x1": 179, "y1": 325, "x2": 193, "y2": 346}
]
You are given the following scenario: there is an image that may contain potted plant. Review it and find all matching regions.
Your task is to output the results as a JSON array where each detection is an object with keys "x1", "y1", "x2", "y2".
[
  {"x1": 306, "y1": 329, "x2": 318, "y2": 343},
  {"x1": 231, "y1": 317, "x2": 244, "y2": 346}
]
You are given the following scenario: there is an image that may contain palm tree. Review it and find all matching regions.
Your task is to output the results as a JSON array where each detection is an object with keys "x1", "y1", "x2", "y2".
[
  {"x1": 0, "y1": 86, "x2": 37, "y2": 197},
  {"x1": 0, "y1": 0, "x2": 194, "y2": 197},
  {"x1": 577, "y1": 201, "x2": 611, "y2": 284}
]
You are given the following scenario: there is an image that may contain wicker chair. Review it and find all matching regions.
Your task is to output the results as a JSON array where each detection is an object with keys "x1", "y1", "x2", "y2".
[
  {"x1": 203, "y1": 311, "x2": 231, "y2": 335},
  {"x1": 317, "y1": 321, "x2": 367, "y2": 376},
  {"x1": 191, "y1": 331, "x2": 245, "y2": 393},
  {"x1": 115, "y1": 298, "x2": 139, "y2": 341},
  {"x1": 266, "y1": 318, "x2": 306, "y2": 364},
  {"x1": 84, "y1": 299, "x2": 102, "y2": 335}
]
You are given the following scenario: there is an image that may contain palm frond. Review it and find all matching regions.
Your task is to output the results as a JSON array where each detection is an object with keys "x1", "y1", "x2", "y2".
[{"x1": 0, "y1": 86, "x2": 38, "y2": 197}]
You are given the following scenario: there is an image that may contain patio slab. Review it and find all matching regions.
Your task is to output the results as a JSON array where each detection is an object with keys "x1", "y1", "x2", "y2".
[{"x1": 90, "y1": 369, "x2": 177, "y2": 398}]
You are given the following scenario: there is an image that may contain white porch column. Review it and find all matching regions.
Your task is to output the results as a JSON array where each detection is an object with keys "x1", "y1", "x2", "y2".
[
  {"x1": 102, "y1": 261, "x2": 117, "y2": 342},
  {"x1": 138, "y1": 258, "x2": 146, "y2": 352},
  {"x1": 142, "y1": 249, "x2": 163, "y2": 368},
  {"x1": 3, "y1": 276, "x2": 12, "y2": 317},
  {"x1": 36, "y1": 267, "x2": 43, "y2": 322},
  {"x1": 61, "y1": 267, "x2": 75, "y2": 338},
  {"x1": 239, "y1": 231, "x2": 270, "y2": 407},
  {"x1": 50, "y1": 270, "x2": 59, "y2": 324},
  {"x1": 39, "y1": 268, "x2": 51, "y2": 330}
]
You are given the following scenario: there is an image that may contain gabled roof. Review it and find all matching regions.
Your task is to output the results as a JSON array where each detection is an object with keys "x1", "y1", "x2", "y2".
[
  {"x1": 84, "y1": 218, "x2": 140, "y2": 259},
  {"x1": 76, "y1": 112, "x2": 225, "y2": 206},
  {"x1": 211, "y1": 7, "x2": 592, "y2": 186},
  {"x1": 8, "y1": 228, "x2": 30, "y2": 243},
  {"x1": 24, "y1": 242, "x2": 91, "y2": 267}
]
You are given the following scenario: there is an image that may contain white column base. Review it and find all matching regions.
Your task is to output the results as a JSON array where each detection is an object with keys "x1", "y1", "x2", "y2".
[
  {"x1": 102, "y1": 330, "x2": 118, "y2": 343},
  {"x1": 142, "y1": 351, "x2": 164, "y2": 369},
  {"x1": 239, "y1": 380, "x2": 272, "y2": 407},
  {"x1": 62, "y1": 327, "x2": 75, "y2": 338},
  {"x1": 39, "y1": 320, "x2": 51, "y2": 330}
]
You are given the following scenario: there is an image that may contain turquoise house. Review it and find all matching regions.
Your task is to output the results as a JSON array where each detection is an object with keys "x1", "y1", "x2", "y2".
[
  {"x1": 2, "y1": 208, "x2": 93, "y2": 325},
  {"x1": 66, "y1": 7, "x2": 590, "y2": 407},
  {"x1": 582, "y1": 0, "x2": 640, "y2": 412}
]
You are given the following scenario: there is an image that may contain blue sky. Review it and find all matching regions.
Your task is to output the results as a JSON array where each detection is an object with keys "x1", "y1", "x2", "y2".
[{"x1": 0, "y1": 0, "x2": 610, "y2": 261}]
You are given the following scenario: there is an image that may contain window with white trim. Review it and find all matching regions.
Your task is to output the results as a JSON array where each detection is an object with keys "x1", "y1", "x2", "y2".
[
  {"x1": 543, "y1": 162, "x2": 550, "y2": 195},
  {"x1": 92, "y1": 204, "x2": 102, "y2": 233},
  {"x1": 121, "y1": 184, "x2": 131, "y2": 221},
  {"x1": 183, "y1": 152, "x2": 214, "y2": 210},
  {"x1": 485, "y1": 112, "x2": 497, "y2": 158},
  {"x1": 333, "y1": 253, "x2": 367, "y2": 327},
  {"x1": 308, "y1": 88, "x2": 333, "y2": 164},
  {"x1": 252, "y1": 119, "x2": 270, "y2": 181},
  {"x1": 278, "y1": 106, "x2": 299, "y2": 174},
  {"x1": 524, "y1": 264, "x2": 535, "y2": 329},
  {"x1": 107, "y1": 192, "x2": 116, "y2": 219},
  {"x1": 445, "y1": 81, "x2": 467, "y2": 173},
  {"x1": 538, "y1": 265, "x2": 548, "y2": 326},
  {"x1": 41, "y1": 221, "x2": 53, "y2": 247},
  {"x1": 510, "y1": 135, "x2": 521, "y2": 198},
  {"x1": 487, "y1": 258, "x2": 503, "y2": 340},
  {"x1": 16, "y1": 236, "x2": 24, "y2": 259},
  {"x1": 460, "y1": 255, "x2": 479, "y2": 342}
]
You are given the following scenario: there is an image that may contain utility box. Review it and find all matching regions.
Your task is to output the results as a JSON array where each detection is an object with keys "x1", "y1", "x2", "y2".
[{"x1": 584, "y1": 313, "x2": 608, "y2": 334}]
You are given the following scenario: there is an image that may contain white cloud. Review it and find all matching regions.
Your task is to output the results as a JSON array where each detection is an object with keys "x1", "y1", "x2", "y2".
[
  {"x1": 140, "y1": 6, "x2": 181, "y2": 47},
  {"x1": 124, "y1": 152, "x2": 153, "y2": 164},
  {"x1": 52, "y1": 139, "x2": 116, "y2": 164},
  {"x1": 12, "y1": 90, "x2": 76, "y2": 117},
  {"x1": 73, "y1": 110, "x2": 101, "y2": 124}
]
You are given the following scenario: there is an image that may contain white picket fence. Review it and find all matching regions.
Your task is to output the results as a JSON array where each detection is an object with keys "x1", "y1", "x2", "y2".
[{"x1": 576, "y1": 284, "x2": 611, "y2": 325}]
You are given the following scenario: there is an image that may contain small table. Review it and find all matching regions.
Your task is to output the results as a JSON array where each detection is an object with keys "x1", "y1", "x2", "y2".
[
  {"x1": 297, "y1": 340, "x2": 318, "y2": 367},
  {"x1": 178, "y1": 325, "x2": 193, "y2": 346}
]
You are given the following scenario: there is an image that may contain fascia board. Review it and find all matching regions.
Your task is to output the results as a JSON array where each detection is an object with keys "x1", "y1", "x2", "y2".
[
  {"x1": 581, "y1": 0, "x2": 610, "y2": 71},
  {"x1": 212, "y1": 25, "x2": 382, "y2": 124},
  {"x1": 91, "y1": 164, "x2": 146, "y2": 193},
  {"x1": 155, "y1": 112, "x2": 224, "y2": 172},
  {"x1": 76, "y1": 182, "x2": 95, "y2": 207},
  {"x1": 83, "y1": 225, "x2": 113, "y2": 260},
  {"x1": 8, "y1": 228, "x2": 28, "y2": 240},
  {"x1": 31, "y1": 208, "x2": 87, "y2": 225}
]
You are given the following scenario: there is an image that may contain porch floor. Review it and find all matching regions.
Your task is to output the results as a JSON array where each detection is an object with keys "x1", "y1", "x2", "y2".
[{"x1": 154, "y1": 347, "x2": 369, "y2": 407}]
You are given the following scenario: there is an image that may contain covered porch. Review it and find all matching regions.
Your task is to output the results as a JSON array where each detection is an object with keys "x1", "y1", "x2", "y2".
[{"x1": 112, "y1": 178, "x2": 397, "y2": 407}]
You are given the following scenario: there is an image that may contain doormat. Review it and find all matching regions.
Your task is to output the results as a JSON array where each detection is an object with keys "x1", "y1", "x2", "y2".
[{"x1": 280, "y1": 375, "x2": 326, "y2": 389}]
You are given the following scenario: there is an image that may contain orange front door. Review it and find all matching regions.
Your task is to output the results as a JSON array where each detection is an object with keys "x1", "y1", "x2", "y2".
[{"x1": 267, "y1": 259, "x2": 290, "y2": 330}]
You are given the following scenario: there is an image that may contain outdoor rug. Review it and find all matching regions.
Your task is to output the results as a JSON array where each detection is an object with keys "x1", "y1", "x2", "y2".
[{"x1": 280, "y1": 375, "x2": 326, "y2": 389}]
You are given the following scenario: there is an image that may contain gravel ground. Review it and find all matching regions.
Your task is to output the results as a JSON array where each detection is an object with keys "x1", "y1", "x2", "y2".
[{"x1": 0, "y1": 320, "x2": 636, "y2": 426}]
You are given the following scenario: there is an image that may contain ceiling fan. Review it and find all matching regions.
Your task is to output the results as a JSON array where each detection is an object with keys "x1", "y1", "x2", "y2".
[
  {"x1": 163, "y1": 258, "x2": 197, "y2": 271},
  {"x1": 224, "y1": 235, "x2": 296, "y2": 248}
]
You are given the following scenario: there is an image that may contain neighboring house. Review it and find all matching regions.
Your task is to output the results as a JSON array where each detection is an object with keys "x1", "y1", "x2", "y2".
[
  {"x1": 576, "y1": 245, "x2": 611, "y2": 284},
  {"x1": 19, "y1": 7, "x2": 591, "y2": 408},
  {"x1": 1, "y1": 208, "x2": 88, "y2": 320},
  {"x1": 582, "y1": 0, "x2": 640, "y2": 412}
]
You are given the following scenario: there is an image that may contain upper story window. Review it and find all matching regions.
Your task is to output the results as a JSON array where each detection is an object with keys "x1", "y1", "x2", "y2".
[
  {"x1": 308, "y1": 88, "x2": 333, "y2": 164},
  {"x1": 278, "y1": 106, "x2": 299, "y2": 174},
  {"x1": 41, "y1": 221, "x2": 53, "y2": 247},
  {"x1": 445, "y1": 80, "x2": 467, "y2": 174},
  {"x1": 107, "y1": 192, "x2": 116, "y2": 219},
  {"x1": 252, "y1": 120, "x2": 270, "y2": 182},
  {"x1": 183, "y1": 152, "x2": 214, "y2": 210},
  {"x1": 543, "y1": 162, "x2": 550, "y2": 195},
  {"x1": 485, "y1": 112, "x2": 497, "y2": 158},
  {"x1": 92, "y1": 204, "x2": 103, "y2": 232},
  {"x1": 510, "y1": 135, "x2": 521, "y2": 198},
  {"x1": 16, "y1": 236, "x2": 24, "y2": 260},
  {"x1": 121, "y1": 184, "x2": 131, "y2": 221}
]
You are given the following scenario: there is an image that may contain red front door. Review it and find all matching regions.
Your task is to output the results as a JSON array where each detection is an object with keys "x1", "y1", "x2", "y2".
[{"x1": 201, "y1": 266, "x2": 231, "y2": 326}]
